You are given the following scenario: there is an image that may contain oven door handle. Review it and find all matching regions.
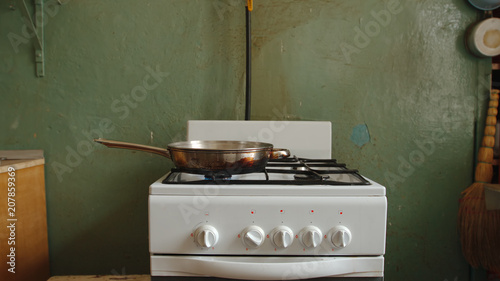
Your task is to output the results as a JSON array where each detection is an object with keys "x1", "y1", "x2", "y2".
[{"x1": 151, "y1": 255, "x2": 384, "y2": 280}]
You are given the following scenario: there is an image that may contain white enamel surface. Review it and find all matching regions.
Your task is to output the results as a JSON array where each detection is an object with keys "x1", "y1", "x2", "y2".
[
  {"x1": 150, "y1": 255, "x2": 384, "y2": 279},
  {"x1": 149, "y1": 194, "x2": 386, "y2": 255},
  {"x1": 150, "y1": 174, "x2": 386, "y2": 197},
  {"x1": 187, "y1": 120, "x2": 332, "y2": 159},
  {"x1": 150, "y1": 120, "x2": 387, "y2": 278}
]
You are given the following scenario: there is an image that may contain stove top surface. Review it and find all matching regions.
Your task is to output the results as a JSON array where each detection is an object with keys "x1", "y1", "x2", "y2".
[
  {"x1": 163, "y1": 157, "x2": 369, "y2": 185},
  {"x1": 150, "y1": 157, "x2": 386, "y2": 196}
]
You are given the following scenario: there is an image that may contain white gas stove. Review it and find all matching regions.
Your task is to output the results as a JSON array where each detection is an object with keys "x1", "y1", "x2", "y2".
[{"x1": 149, "y1": 121, "x2": 387, "y2": 281}]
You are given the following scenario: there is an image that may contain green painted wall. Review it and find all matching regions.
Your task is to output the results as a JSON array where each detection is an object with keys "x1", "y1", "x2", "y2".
[
  {"x1": 251, "y1": 1, "x2": 490, "y2": 280},
  {"x1": 1, "y1": 0, "x2": 246, "y2": 275},
  {"x1": 0, "y1": 0, "x2": 491, "y2": 280}
]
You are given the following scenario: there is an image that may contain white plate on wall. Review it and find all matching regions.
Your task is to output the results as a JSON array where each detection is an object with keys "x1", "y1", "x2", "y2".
[
  {"x1": 466, "y1": 17, "x2": 500, "y2": 57},
  {"x1": 468, "y1": 0, "x2": 500, "y2": 10}
]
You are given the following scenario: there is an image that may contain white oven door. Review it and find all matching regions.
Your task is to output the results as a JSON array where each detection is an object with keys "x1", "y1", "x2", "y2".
[{"x1": 150, "y1": 255, "x2": 384, "y2": 280}]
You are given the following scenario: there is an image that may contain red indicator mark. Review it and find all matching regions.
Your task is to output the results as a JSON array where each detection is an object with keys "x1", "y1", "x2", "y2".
[
  {"x1": 274, "y1": 248, "x2": 277, "y2": 251},
  {"x1": 246, "y1": 248, "x2": 248, "y2": 251},
  {"x1": 332, "y1": 248, "x2": 335, "y2": 251},
  {"x1": 311, "y1": 210, "x2": 314, "y2": 213},
  {"x1": 295, "y1": 235, "x2": 298, "y2": 238},
  {"x1": 280, "y1": 210, "x2": 283, "y2": 213},
  {"x1": 212, "y1": 247, "x2": 214, "y2": 250},
  {"x1": 190, "y1": 233, "x2": 193, "y2": 237},
  {"x1": 251, "y1": 211, "x2": 254, "y2": 214},
  {"x1": 324, "y1": 235, "x2": 327, "y2": 239},
  {"x1": 238, "y1": 234, "x2": 241, "y2": 238},
  {"x1": 303, "y1": 248, "x2": 306, "y2": 251},
  {"x1": 267, "y1": 234, "x2": 270, "y2": 238}
]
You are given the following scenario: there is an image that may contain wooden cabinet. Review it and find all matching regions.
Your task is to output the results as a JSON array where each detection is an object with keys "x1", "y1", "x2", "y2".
[{"x1": 0, "y1": 152, "x2": 50, "y2": 281}]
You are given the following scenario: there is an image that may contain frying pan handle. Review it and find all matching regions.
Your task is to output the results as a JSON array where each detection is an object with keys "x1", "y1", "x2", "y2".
[
  {"x1": 94, "y1": 138, "x2": 171, "y2": 159},
  {"x1": 270, "y1": 148, "x2": 290, "y2": 159}
]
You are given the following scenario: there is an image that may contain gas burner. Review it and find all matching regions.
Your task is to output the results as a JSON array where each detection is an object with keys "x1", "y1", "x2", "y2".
[
  {"x1": 293, "y1": 173, "x2": 322, "y2": 180},
  {"x1": 204, "y1": 172, "x2": 232, "y2": 181},
  {"x1": 293, "y1": 173, "x2": 316, "y2": 180}
]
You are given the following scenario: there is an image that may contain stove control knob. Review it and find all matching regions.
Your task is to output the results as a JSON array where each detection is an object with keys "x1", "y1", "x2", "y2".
[
  {"x1": 299, "y1": 226, "x2": 323, "y2": 248},
  {"x1": 329, "y1": 226, "x2": 352, "y2": 248},
  {"x1": 241, "y1": 226, "x2": 265, "y2": 249},
  {"x1": 194, "y1": 225, "x2": 219, "y2": 248},
  {"x1": 270, "y1": 226, "x2": 294, "y2": 249}
]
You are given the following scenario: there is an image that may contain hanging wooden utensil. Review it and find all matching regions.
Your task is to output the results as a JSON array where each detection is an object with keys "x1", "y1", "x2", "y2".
[{"x1": 458, "y1": 89, "x2": 500, "y2": 272}]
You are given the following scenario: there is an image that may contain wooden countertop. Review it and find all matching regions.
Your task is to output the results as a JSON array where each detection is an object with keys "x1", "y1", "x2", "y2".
[
  {"x1": 0, "y1": 158, "x2": 45, "y2": 173},
  {"x1": 0, "y1": 150, "x2": 44, "y2": 173},
  {"x1": 48, "y1": 275, "x2": 150, "y2": 281}
]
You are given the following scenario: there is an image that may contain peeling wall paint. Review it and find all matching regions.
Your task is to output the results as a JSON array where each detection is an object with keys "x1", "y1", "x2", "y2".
[{"x1": 350, "y1": 124, "x2": 370, "y2": 147}]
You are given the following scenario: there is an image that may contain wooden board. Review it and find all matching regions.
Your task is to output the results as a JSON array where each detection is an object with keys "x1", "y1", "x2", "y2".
[
  {"x1": 48, "y1": 275, "x2": 150, "y2": 281},
  {"x1": 0, "y1": 163, "x2": 50, "y2": 281},
  {"x1": 0, "y1": 150, "x2": 44, "y2": 160},
  {"x1": 0, "y1": 159, "x2": 45, "y2": 173}
]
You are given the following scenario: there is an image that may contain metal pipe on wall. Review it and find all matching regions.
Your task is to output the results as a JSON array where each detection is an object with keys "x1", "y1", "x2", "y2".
[{"x1": 245, "y1": 0, "x2": 253, "y2": 120}]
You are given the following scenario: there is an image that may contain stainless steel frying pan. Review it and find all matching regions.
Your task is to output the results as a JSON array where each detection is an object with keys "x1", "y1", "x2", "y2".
[{"x1": 94, "y1": 138, "x2": 290, "y2": 175}]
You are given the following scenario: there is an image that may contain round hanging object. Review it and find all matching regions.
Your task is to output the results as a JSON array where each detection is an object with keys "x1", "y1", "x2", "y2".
[
  {"x1": 468, "y1": 0, "x2": 500, "y2": 10},
  {"x1": 466, "y1": 17, "x2": 500, "y2": 57}
]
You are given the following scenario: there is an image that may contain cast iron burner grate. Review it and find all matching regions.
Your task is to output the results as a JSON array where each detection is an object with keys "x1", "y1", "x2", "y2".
[{"x1": 162, "y1": 157, "x2": 371, "y2": 185}]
